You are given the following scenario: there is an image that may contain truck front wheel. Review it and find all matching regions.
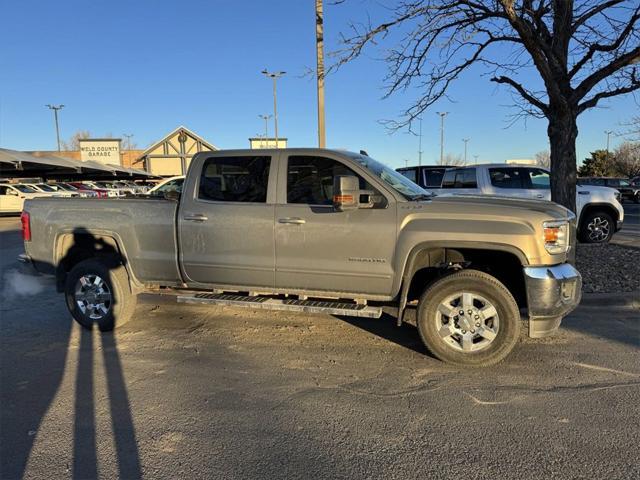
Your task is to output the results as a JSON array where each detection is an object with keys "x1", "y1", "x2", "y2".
[
  {"x1": 416, "y1": 269, "x2": 520, "y2": 367},
  {"x1": 65, "y1": 258, "x2": 137, "y2": 332}
]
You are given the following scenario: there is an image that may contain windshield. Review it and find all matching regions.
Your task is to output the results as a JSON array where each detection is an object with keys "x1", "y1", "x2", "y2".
[
  {"x1": 56, "y1": 183, "x2": 77, "y2": 191},
  {"x1": 153, "y1": 178, "x2": 184, "y2": 195},
  {"x1": 14, "y1": 185, "x2": 38, "y2": 193},
  {"x1": 35, "y1": 184, "x2": 56, "y2": 192},
  {"x1": 346, "y1": 153, "x2": 430, "y2": 199}
]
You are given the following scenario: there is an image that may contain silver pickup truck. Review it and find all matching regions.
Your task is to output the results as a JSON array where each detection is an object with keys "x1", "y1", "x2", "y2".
[{"x1": 20, "y1": 149, "x2": 582, "y2": 366}]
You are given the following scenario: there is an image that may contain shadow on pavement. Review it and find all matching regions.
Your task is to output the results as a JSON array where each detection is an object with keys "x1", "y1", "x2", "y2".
[
  {"x1": 1, "y1": 228, "x2": 142, "y2": 479},
  {"x1": 335, "y1": 311, "x2": 429, "y2": 356},
  {"x1": 562, "y1": 305, "x2": 640, "y2": 350}
]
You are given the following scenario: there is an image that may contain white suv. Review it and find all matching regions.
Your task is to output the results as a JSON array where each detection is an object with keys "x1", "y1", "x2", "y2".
[{"x1": 437, "y1": 164, "x2": 624, "y2": 243}]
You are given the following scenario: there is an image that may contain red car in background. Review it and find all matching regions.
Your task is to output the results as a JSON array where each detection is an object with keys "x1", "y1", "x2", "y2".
[{"x1": 67, "y1": 182, "x2": 109, "y2": 198}]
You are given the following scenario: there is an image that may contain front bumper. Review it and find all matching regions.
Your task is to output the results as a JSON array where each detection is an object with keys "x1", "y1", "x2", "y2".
[{"x1": 523, "y1": 263, "x2": 582, "y2": 338}]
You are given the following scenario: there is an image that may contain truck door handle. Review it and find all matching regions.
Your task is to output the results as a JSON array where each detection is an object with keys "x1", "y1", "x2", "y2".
[
  {"x1": 183, "y1": 213, "x2": 208, "y2": 222},
  {"x1": 278, "y1": 217, "x2": 306, "y2": 225},
  {"x1": 536, "y1": 194, "x2": 544, "y2": 198}
]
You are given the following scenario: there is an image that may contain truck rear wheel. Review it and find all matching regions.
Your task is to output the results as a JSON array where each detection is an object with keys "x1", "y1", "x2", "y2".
[
  {"x1": 416, "y1": 269, "x2": 520, "y2": 367},
  {"x1": 65, "y1": 258, "x2": 137, "y2": 332}
]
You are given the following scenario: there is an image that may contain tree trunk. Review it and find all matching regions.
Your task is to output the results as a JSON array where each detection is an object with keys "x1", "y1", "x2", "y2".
[{"x1": 547, "y1": 113, "x2": 578, "y2": 213}]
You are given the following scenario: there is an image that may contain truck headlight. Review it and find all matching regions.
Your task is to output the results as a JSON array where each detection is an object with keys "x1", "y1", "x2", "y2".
[{"x1": 543, "y1": 220, "x2": 570, "y2": 254}]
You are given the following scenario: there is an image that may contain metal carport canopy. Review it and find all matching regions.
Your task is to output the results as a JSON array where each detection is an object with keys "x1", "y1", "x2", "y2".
[
  {"x1": 0, "y1": 148, "x2": 83, "y2": 178},
  {"x1": 0, "y1": 149, "x2": 154, "y2": 179}
]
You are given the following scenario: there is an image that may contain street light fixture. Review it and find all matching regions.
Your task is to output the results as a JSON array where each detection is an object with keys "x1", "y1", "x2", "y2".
[
  {"x1": 123, "y1": 133, "x2": 134, "y2": 166},
  {"x1": 258, "y1": 114, "x2": 272, "y2": 148},
  {"x1": 436, "y1": 111, "x2": 449, "y2": 164},
  {"x1": 418, "y1": 117, "x2": 423, "y2": 167},
  {"x1": 462, "y1": 138, "x2": 470, "y2": 164},
  {"x1": 45, "y1": 104, "x2": 64, "y2": 151},
  {"x1": 604, "y1": 130, "x2": 614, "y2": 153},
  {"x1": 261, "y1": 69, "x2": 286, "y2": 148}
]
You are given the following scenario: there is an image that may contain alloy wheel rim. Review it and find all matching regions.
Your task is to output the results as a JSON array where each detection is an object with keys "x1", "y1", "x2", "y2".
[
  {"x1": 587, "y1": 216, "x2": 610, "y2": 242},
  {"x1": 75, "y1": 274, "x2": 112, "y2": 320},
  {"x1": 435, "y1": 292, "x2": 500, "y2": 352}
]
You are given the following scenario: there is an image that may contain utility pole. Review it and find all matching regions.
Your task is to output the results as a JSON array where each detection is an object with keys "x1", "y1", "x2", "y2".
[
  {"x1": 436, "y1": 111, "x2": 448, "y2": 164},
  {"x1": 473, "y1": 155, "x2": 479, "y2": 164},
  {"x1": 45, "y1": 104, "x2": 64, "y2": 151},
  {"x1": 404, "y1": 159, "x2": 409, "y2": 168},
  {"x1": 261, "y1": 69, "x2": 286, "y2": 148},
  {"x1": 258, "y1": 114, "x2": 272, "y2": 147},
  {"x1": 462, "y1": 138, "x2": 470, "y2": 164},
  {"x1": 418, "y1": 117, "x2": 423, "y2": 167},
  {"x1": 315, "y1": 0, "x2": 326, "y2": 148}
]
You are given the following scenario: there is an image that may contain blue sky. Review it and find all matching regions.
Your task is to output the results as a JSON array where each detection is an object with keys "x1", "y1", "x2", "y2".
[{"x1": 0, "y1": 0, "x2": 637, "y2": 168}]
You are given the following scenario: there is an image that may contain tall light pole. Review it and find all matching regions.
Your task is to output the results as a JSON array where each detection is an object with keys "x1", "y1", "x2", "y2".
[
  {"x1": 418, "y1": 117, "x2": 423, "y2": 167},
  {"x1": 462, "y1": 138, "x2": 470, "y2": 164},
  {"x1": 605, "y1": 130, "x2": 614, "y2": 153},
  {"x1": 473, "y1": 155, "x2": 479, "y2": 164},
  {"x1": 45, "y1": 104, "x2": 64, "y2": 151},
  {"x1": 123, "y1": 133, "x2": 134, "y2": 150},
  {"x1": 315, "y1": 0, "x2": 326, "y2": 148},
  {"x1": 258, "y1": 114, "x2": 272, "y2": 147},
  {"x1": 261, "y1": 69, "x2": 286, "y2": 148},
  {"x1": 436, "y1": 111, "x2": 449, "y2": 164},
  {"x1": 123, "y1": 133, "x2": 134, "y2": 166}
]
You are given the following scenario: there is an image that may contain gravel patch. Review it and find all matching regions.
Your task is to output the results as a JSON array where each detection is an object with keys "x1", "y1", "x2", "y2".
[{"x1": 576, "y1": 243, "x2": 640, "y2": 294}]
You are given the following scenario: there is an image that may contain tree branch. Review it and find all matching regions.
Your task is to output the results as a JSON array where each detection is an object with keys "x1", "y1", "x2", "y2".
[
  {"x1": 577, "y1": 70, "x2": 640, "y2": 113},
  {"x1": 569, "y1": 6, "x2": 640, "y2": 78},
  {"x1": 574, "y1": 45, "x2": 640, "y2": 100},
  {"x1": 572, "y1": 0, "x2": 624, "y2": 34},
  {"x1": 491, "y1": 75, "x2": 550, "y2": 113}
]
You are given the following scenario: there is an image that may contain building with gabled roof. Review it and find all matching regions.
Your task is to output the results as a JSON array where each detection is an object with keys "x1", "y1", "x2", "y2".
[{"x1": 137, "y1": 126, "x2": 218, "y2": 176}]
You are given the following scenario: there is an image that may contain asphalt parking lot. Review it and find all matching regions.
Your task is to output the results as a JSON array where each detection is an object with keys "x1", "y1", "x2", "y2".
[{"x1": 1, "y1": 215, "x2": 639, "y2": 479}]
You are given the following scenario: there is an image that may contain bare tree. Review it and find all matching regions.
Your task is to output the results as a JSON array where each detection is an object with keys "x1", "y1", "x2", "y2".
[
  {"x1": 613, "y1": 140, "x2": 640, "y2": 177},
  {"x1": 535, "y1": 150, "x2": 551, "y2": 168},
  {"x1": 332, "y1": 0, "x2": 640, "y2": 211},
  {"x1": 620, "y1": 115, "x2": 640, "y2": 141},
  {"x1": 438, "y1": 153, "x2": 466, "y2": 166},
  {"x1": 61, "y1": 130, "x2": 91, "y2": 151}
]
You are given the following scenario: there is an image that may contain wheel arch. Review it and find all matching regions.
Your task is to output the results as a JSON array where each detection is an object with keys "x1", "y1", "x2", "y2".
[
  {"x1": 54, "y1": 231, "x2": 140, "y2": 292},
  {"x1": 579, "y1": 202, "x2": 620, "y2": 226},
  {"x1": 396, "y1": 242, "x2": 527, "y2": 325}
]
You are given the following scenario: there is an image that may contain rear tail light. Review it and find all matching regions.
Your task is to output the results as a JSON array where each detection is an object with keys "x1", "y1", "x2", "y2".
[{"x1": 21, "y1": 211, "x2": 31, "y2": 242}]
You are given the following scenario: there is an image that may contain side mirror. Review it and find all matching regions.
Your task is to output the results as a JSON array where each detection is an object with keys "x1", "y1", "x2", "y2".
[
  {"x1": 333, "y1": 175, "x2": 374, "y2": 211},
  {"x1": 164, "y1": 190, "x2": 180, "y2": 202}
]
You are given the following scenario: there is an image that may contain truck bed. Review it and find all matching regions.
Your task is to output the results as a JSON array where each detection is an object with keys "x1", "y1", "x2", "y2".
[{"x1": 23, "y1": 197, "x2": 181, "y2": 285}]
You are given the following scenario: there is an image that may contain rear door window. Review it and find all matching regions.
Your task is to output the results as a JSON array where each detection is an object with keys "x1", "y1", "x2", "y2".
[
  {"x1": 489, "y1": 168, "x2": 524, "y2": 189},
  {"x1": 424, "y1": 168, "x2": 447, "y2": 188},
  {"x1": 441, "y1": 168, "x2": 477, "y2": 188},
  {"x1": 524, "y1": 168, "x2": 550, "y2": 189},
  {"x1": 199, "y1": 156, "x2": 270, "y2": 203}
]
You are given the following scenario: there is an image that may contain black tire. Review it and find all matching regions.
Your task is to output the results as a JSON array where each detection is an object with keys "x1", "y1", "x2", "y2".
[
  {"x1": 416, "y1": 269, "x2": 521, "y2": 367},
  {"x1": 634, "y1": 193, "x2": 640, "y2": 204},
  {"x1": 579, "y1": 210, "x2": 614, "y2": 244},
  {"x1": 65, "y1": 258, "x2": 137, "y2": 332}
]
